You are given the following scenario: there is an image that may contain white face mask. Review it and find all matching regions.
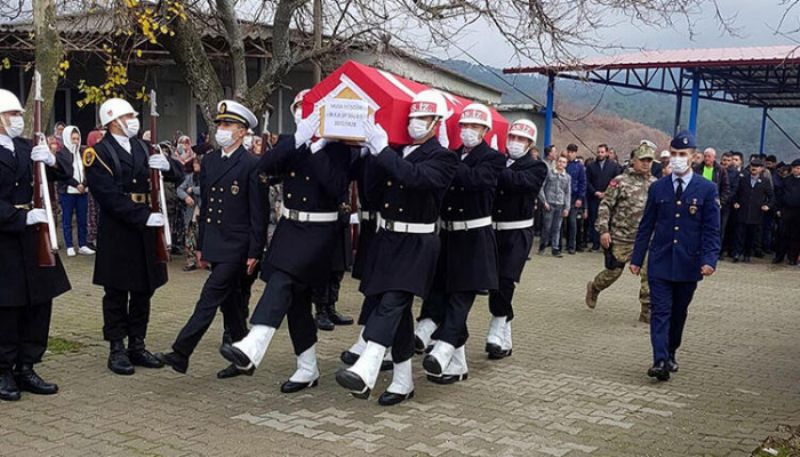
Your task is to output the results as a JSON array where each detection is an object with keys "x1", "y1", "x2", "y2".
[
  {"x1": 670, "y1": 155, "x2": 690, "y2": 174},
  {"x1": 116, "y1": 118, "x2": 140, "y2": 138},
  {"x1": 243, "y1": 135, "x2": 253, "y2": 150},
  {"x1": 215, "y1": 128, "x2": 236, "y2": 149},
  {"x1": 507, "y1": 141, "x2": 528, "y2": 159},
  {"x1": 460, "y1": 127, "x2": 482, "y2": 148},
  {"x1": 407, "y1": 118, "x2": 432, "y2": 140},
  {"x1": 294, "y1": 109, "x2": 302, "y2": 126},
  {"x1": 3, "y1": 115, "x2": 24, "y2": 138}
]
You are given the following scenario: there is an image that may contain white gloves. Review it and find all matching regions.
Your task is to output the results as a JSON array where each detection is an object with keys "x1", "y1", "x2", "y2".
[
  {"x1": 25, "y1": 208, "x2": 48, "y2": 226},
  {"x1": 294, "y1": 111, "x2": 320, "y2": 149},
  {"x1": 310, "y1": 138, "x2": 328, "y2": 155},
  {"x1": 363, "y1": 119, "x2": 388, "y2": 156},
  {"x1": 146, "y1": 213, "x2": 165, "y2": 227},
  {"x1": 148, "y1": 154, "x2": 170, "y2": 171},
  {"x1": 31, "y1": 144, "x2": 56, "y2": 166}
]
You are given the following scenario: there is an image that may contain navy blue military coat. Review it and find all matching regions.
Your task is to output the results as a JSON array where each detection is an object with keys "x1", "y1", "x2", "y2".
[
  {"x1": 359, "y1": 138, "x2": 458, "y2": 298},
  {"x1": 437, "y1": 140, "x2": 505, "y2": 292},
  {"x1": 0, "y1": 138, "x2": 72, "y2": 307},
  {"x1": 351, "y1": 155, "x2": 381, "y2": 280},
  {"x1": 86, "y1": 133, "x2": 183, "y2": 293},
  {"x1": 257, "y1": 136, "x2": 354, "y2": 287},
  {"x1": 632, "y1": 173, "x2": 720, "y2": 282},
  {"x1": 197, "y1": 146, "x2": 267, "y2": 264},
  {"x1": 493, "y1": 154, "x2": 548, "y2": 282}
]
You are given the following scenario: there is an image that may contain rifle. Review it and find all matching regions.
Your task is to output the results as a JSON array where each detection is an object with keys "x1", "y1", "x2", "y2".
[
  {"x1": 32, "y1": 70, "x2": 58, "y2": 267},
  {"x1": 148, "y1": 90, "x2": 170, "y2": 263},
  {"x1": 260, "y1": 106, "x2": 273, "y2": 155}
]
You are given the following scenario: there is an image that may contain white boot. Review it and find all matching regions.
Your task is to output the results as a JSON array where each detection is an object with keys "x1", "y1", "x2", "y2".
[
  {"x1": 485, "y1": 316, "x2": 506, "y2": 349},
  {"x1": 348, "y1": 328, "x2": 367, "y2": 355},
  {"x1": 336, "y1": 341, "x2": 386, "y2": 398},
  {"x1": 231, "y1": 325, "x2": 275, "y2": 368},
  {"x1": 378, "y1": 359, "x2": 415, "y2": 406},
  {"x1": 289, "y1": 345, "x2": 319, "y2": 383},
  {"x1": 414, "y1": 318, "x2": 437, "y2": 352},
  {"x1": 443, "y1": 345, "x2": 468, "y2": 377},
  {"x1": 502, "y1": 321, "x2": 513, "y2": 352},
  {"x1": 423, "y1": 340, "x2": 455, "y2": 376}
]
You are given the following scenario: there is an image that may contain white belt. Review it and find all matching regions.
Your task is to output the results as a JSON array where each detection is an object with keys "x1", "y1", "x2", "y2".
[
  {"x1": 439, "y1": 216, "x2": 493, "y2": 231},
  {"x1": 359, "y1": 210, "x2": 377, "y2": 221},
  {"x1": 493, "y1": 218, "x2": 534, "y2": 231},
  {"x1": 377, "y1": 214, "x2": 436, "y2": 234},
  {"x1": 281, "y1": 206, "x2": 338, "y2": 223}
]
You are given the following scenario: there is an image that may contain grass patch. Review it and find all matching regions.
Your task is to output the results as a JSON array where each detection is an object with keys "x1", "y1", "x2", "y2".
[{"x1": 48, "y1": 336, "x2": 85, "y2": 355}]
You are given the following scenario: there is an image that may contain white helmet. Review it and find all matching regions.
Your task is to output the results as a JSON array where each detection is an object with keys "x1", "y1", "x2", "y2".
[
  {"x1": 508, "y1": 119, "x2": 538, "y2": 143},
  {"x1": 0, "y1": 89, "x2": 24, "y2": 114},
  {"x1": 99, "y1": 98, "x2": 138, "y2": 126},
  {"x1": 409, "y1": 89, "x2": 448, "y2": 119},
  {"x1": 458, "y1": 103, "x2": 492, "y2": 129},
  {"x1": 291, "y1": 89, "x2": 310, "y2": 112}
]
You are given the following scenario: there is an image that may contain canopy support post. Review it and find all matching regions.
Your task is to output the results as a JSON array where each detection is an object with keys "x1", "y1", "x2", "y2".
[
  {"x1": 544, "y1": 73, "x2": 555, "y2": 148},
  {"x1": 688, "y1": 71, "x2": 700, "y2": 136},
  {"x1": 759, "y1": 107, "x2": 768, "y2": 154}
]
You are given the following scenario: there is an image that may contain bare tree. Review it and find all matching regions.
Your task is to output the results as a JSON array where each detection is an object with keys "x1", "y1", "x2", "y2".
[{"x1": 22, "y1": 0, "x2": 64, "y2": 136}]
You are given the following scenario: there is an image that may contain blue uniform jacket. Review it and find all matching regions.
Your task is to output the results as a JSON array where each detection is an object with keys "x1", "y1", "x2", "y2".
[{"x1": 631, "y1": 173, "x2": 720, "y2": 282}]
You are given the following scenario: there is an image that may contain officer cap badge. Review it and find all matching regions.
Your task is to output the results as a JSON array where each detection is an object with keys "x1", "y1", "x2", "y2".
[
  {"x1": 231, "y1": 180, "x2": 240, "y2": 195},
  {"x1": 689, "y1": 198, "x2": 698, "y2": 215}
]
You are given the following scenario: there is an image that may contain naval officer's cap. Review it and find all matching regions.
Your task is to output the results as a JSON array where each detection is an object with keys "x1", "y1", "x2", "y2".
[{"x1": 215, "y1": 100, "x2": 258, "y2": 130}]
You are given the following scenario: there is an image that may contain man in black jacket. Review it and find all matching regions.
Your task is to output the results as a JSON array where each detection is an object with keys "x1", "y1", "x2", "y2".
[
  {"x1": 586, "y1": 144, "x2": 622, "y2": 250},
  {"x1": 773, "y1": 159, "x2": 800, "y2": 265},
  {"x1": 732, "y1": 158, "x2": 775, "y2": 262},
  {"x1": 694, "y1": 148, "x2": 730, "y2": 254}
]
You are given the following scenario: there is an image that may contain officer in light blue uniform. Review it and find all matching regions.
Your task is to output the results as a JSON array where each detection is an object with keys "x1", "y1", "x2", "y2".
[{"x1": 630, "y1": 130, "x2": 720, "y2": 381}]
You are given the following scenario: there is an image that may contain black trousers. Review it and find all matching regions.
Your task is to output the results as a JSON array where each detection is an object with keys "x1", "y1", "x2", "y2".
[
  {"x1": 735, "y1": 223, "x2": 762, "y2": 257},
  {"x1": 488, "y1": 277, "x2": 516, "y2": 321},
  {"x1": 357, "y1": 295, "x2": 379, "y2": 326},
  {"x1": 418, "y1": 285, "x2": 447, "y2": 325},
  {"x1": 172, "y1": 262, "x2": 248, "y2": 358},
  {"x1": 311, "y1": 270, "x2": 345, "y2": 306},
  {"x1": 431, "y1": 291, "x2": 477, "y2": 348},
  {"x1": 363, "y1": 291, "x2": 416, "y2": 363},
  {"x1": 250, "y1": 269, "x2": 316, "y2": 356},
  {"x1": 0, "y1": 302, "x2": 53, "y2": 370},
  {"x1": 102, "y1": 288, "x2": 153, "y2": 342},
  {"x1": 775, "y1": 208, "x2": 800, "y2": 261}
]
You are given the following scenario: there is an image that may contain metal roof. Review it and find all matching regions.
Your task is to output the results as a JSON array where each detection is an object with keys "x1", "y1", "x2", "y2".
[{"x1": 503, "y1": 46, "x2": 800, "y2": 108}]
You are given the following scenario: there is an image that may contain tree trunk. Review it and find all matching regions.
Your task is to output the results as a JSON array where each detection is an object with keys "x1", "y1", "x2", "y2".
[
  {"x1": 23, "y1": 0, "x2": 63, "y2": 137},
  {"x1": 216, "y1": 0, "x2": 248, "y2": 100}
]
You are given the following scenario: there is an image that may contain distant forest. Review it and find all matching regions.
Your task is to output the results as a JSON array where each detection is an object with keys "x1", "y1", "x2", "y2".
[{"x1": 437, "y1": 59, "x2": 800, "y2": 162}]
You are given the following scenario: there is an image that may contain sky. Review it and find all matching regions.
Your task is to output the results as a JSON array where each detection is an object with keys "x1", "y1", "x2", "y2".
[{"x1": 436, "y1": 1, "x2": 798, "y2": 69}]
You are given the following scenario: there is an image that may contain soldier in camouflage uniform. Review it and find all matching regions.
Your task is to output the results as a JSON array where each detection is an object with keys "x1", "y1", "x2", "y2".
[{"x1": 586, "y1": 144, "x2": 656, "y2": 323}]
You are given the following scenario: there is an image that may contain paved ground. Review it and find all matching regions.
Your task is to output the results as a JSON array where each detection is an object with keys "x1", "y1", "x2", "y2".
[{"x1": 1, "y1": 250, "x2": 798, "y2": 457}]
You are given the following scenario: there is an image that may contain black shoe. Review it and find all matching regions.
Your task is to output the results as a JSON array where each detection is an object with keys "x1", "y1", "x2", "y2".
[
  {"x1": 339, "y1": 351, "x2": 393, "y2": 371},
  {"x1": 487, "y1": 347, "x2": 512, "y2": 360},
  {"x1": 14, "y1": 365, "x2": 58, "y2": 395},
  {"x1": 647, "y1": 361, "x2": 670, "y2": 381},
  {"x1": 414, "y1": 336, "x2": 426, "y2": 354},
  {"x1": 328, "y1": 305, "x2": 353, "y2": 326},
  {"x1": 315, "y1": 306, "x2": 335, "y2": 331},
  {"x1": 576, "y1": 247, "x2": 585, "y2": 253},
  {"x1": 155, "y1": 352, "x2": 188, "y2": 374},
  {"x1": 281, "y1": 378, "x2": 318, "y2": 393},
  {"x1": 731, "y1": 255, "x2": 740, "y2": 263},
  {"x1": 426, "y1": 373, "x2": 468, "y2": 384},
  {"x1": 335, "y1": 368, "x2": 370, "y2": 399},
  {"x1": 128, "y1": 337, "x2": 164, "y2": 368},
  {"x1": 217, "y1": 363, "x2": 255, "y2": 379},
  {"x1": 378, "y1": 390, "x2": 414, "y2": 406},
  {"x1": 422, "y1": 354, "x2": 444, "y2": 376},
  {"x1": 108, "y1": 340, "x2": 135, "y2": 375},
  {"x1": 591, "y1": 245, "x2": 600, "y2": 251},
  {"x1": 667, "y1": 357, "x2": 679, "y2": 373},
  {"x1": 219, "y1": 344, "x2": 253, "y2": 368},
  {"x1": 744, "y1": 256, "x2": 752, "y2": 263},
  {"x1": 552, "y1": 250, "x2": 563, "y2": 258},
  {"x1": 0, "y1": 371, "x2": 21, "y2": 401}
]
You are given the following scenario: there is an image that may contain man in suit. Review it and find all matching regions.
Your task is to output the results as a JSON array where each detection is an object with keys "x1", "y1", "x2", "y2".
[
  {"x1": 85, "y1": 98, "x2": 183, "y2": 376},
  {"x1": 155, "y1": 101, "x2": 266, "y2": 378},
  {"x1": 416, "y1": 103, "x2": 506, "y2": 385},
  {"x1": 0, "y1": 89, "x2": 72, "y2": 401},
  {"x1": 218, "y1": 110, "x2": 355, "y2": 394},
  {"x1": 586, "y1": 144, "x2": 622, "y2": 250},
  {"x1": 732, "y1": 157, "x2": 775, "y2": 263},
  {"x1": 335, "y1": 89, "x2": 458, "y2": 405},
  {"x1": 631, "y1": 130, "x2": 720, "y2": 381},
  {"x1": 486, "y1": 120, "x2": 548, "y2": 359}
]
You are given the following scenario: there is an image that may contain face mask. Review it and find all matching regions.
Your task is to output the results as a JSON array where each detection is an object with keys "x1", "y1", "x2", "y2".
[
  {"x1": 215, "y1": 128, "x2": 236, "y2": 149},
  {"x1": 294, "y1": 109, "x2": 302, "y2": 126},
  {"x1": 460, "y1": 128, "x2": 481, "y2": 148},
  {"x1": 3, "y1": 115, "x2": 24, "y2": 138},
  {"x1": 243, "y1": 135, "x2": 253, "y2": 150},
  {"x1": 507, "y1": 141, "x2": 528, "y2": 159},
  {"x1": 669, "y1": 155, "x2": 690, "y2": 174},
  {"x1": 116, "y1": 118, "x2": 140, "y2": 138},
  {"x1": 407, "y1": 118, "x2": 432, "y2": 140}
]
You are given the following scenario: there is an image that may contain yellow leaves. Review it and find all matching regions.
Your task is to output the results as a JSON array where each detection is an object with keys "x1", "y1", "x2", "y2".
[
  {"x1": 57, "y1": 60, "x2": 70, "y2": 77},
  {"x1": 135, "y1": 86, "x2": 150, "y2": 103},
  {"x1": 76, "y1": 60, "x2": 139, "y2": 108},
  {"x1": 0, "y1": 57, "x2": 10, "y2": 70},
  {"x1": 135, "y1": 49, "x2": 142, "y2": 58}
]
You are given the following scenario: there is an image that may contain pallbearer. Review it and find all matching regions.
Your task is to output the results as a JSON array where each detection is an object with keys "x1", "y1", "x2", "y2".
[
  {"x1": 417, "y1": 103, "x2": 505, "y2": 384},
  {"x1": 335, "y1": 89, "x2": 457, "y2": 405},
  {"x1": 486, "y1": 120, "x2": 547, "y2": 359},
  {"x1": 0, "y1": 89, "x2": 71, "y2": 401},
  {"x1": 85, "y1": 98, "x2": 183, "y2": 376},
  {"x1": 156, "y1": 101, "x2": 266, "y2": 377}
]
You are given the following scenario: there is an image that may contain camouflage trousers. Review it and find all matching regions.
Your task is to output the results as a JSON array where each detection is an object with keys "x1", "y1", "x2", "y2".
[{"x1": 592, "y1": 241, "x2": 650, "y2": 314}]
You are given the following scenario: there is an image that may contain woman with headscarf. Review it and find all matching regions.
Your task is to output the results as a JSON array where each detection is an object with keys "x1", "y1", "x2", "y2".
[
  {"x1": 57, "y1": 126, "x2": 94, "y2": 257},
  {"x1": 174, "y1": 135, "x2": 196, "y2": 173}
]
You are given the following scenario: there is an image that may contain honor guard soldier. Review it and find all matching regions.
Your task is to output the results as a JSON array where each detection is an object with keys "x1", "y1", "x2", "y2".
[
  {"x1": 0, "y1": 89, "x2": 72, "y2": 401},
  {"x1": 156, "y1": 101, "x2": 266, "y2": 377},
  {"x1": 335, "y1": 90, "x2": 458, "y2": 405},
  {"x1": 486, "y1": 120, "x2": 547, "y2": 360},
  {"x1": 630, "y1": 130, "x2": 720, "y2": 381},
  {"x1": 586, "y1": 144, "x2": 657, "y2": 323},
  {"x1": 85, "y1": 98, "x2": 183, "y2": 375},
  {"x1": 219, "y1": 108, "x2": 356, "y2": 394},
  {"x1": 417, "y1": 103, "x2": 506, "y2": 384}
]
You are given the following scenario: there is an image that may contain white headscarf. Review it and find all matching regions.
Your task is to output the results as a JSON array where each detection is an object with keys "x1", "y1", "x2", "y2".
[{"x1": 62, "y1": 126, "x2": 85, "y2": 193}]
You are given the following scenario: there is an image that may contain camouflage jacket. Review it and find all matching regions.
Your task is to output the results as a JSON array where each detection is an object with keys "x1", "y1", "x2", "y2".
[{"x1": 595, "y1": 168, "x2": 656, "y2": 243}]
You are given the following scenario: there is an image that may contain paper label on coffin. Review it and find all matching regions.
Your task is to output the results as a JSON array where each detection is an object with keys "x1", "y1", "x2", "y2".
[{"x1": 316, "y1": 75, "x2": 378, "y2": 142}]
